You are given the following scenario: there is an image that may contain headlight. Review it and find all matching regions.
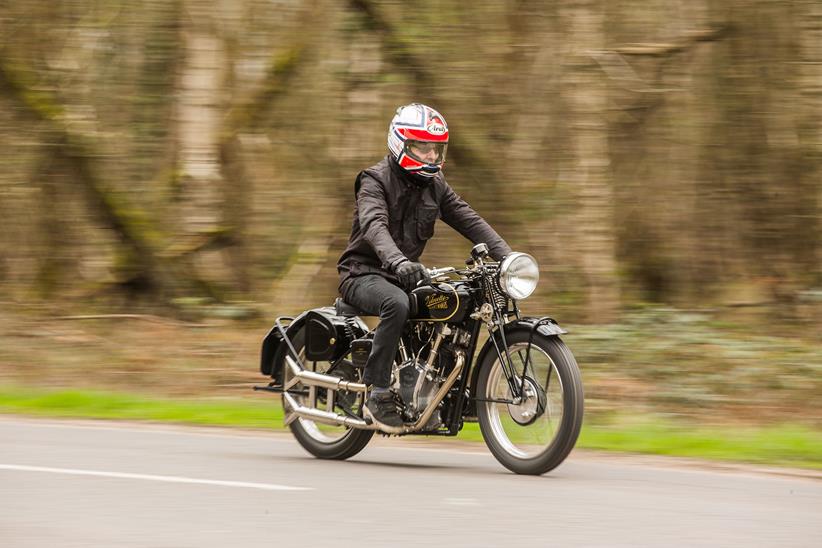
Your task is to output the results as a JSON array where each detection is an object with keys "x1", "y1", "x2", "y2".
[{"x1": 498, "y1": 253, "x2": 539, "y2": 300}]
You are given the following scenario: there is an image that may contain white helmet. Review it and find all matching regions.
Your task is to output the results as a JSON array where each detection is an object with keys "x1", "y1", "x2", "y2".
[{"x1": 387, "y1": 103, "x2": 449, "y2": 177}]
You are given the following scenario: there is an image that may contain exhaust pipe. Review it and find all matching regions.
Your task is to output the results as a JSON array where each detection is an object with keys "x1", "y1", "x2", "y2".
[
  {"x1": 282, "y1": 392, "x2": 369, "y2": 429},
  {"x1": 284, "y1": 356, "x2": 368, "y2": 393}
]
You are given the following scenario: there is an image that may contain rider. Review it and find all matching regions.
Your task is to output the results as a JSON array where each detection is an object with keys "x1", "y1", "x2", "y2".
[{"x1": 337, "y1": 103, "x2": 511, "y2": 428}]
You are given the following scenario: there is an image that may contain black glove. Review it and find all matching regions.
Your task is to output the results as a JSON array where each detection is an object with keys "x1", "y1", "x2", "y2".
[{"x1": 396, "y1": 261, "x2": 431, "y2": 290}]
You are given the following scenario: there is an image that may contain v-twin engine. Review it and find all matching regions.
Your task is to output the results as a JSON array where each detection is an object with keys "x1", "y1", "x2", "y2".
[
  {"x1": 390, "y1": 324, "x2": 463, "y2": 428},
  {"x1": 394, "y1": 358, "x2": 440, "y2": 421}
]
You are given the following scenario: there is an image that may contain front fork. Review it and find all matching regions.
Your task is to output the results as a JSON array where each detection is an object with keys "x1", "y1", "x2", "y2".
[
  {"x1": 487, "y1": 315, "x2": 559, "y2": 402},
  {"x1": 488, "y1": 321, "x2": 525, "y2": 402}
]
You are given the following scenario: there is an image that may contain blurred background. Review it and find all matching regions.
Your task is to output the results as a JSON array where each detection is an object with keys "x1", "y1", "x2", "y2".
[{"x1": 0, "y1": 0, "x2": 820, "y2": 437}]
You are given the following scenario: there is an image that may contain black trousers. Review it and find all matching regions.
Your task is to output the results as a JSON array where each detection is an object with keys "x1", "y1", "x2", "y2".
[{"x1": 340, "y1": 275, "x2": 409, "y2": 388}]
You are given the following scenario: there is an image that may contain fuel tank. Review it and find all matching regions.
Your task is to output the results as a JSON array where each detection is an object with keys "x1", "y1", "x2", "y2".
[{"x1": 409, "y1": 281, "x2": 475, "y2": 323}]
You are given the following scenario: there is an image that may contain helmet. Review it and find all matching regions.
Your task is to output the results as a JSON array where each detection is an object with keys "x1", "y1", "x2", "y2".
[{"x1": 387, "y1": 103, "x2": 449, "y2": 177}]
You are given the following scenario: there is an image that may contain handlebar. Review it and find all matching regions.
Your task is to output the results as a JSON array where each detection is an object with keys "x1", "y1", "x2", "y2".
[
  {"x1": 427, "y1": 266, "x2": 457, "y2": 278},
  {"x1": 414, "y1": 258, "x2": 502, "y2": 288},
  {"x1": 422, "y1": 261, "x2": 499, "y2": 283}
]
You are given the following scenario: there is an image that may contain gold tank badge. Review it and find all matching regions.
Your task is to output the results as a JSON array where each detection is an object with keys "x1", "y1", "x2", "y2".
[{"x1": 425, "y1": 294, "x2": 449, "y2": 310}]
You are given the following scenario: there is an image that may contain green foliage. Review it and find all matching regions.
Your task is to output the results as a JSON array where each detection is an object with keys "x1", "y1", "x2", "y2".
[{"x1": 571, "y1": 308, "x2": 822, "y2": 424}]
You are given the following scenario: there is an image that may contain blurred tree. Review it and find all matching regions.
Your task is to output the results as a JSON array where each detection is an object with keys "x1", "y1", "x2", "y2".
[
  {"x1": 798, "y1": 0, "x2": 822, "y2": 283},
  {"x1": 0, "y1": 0, "x2": 819, "y2": 323},
  {"x1": 560, "y1": 0, "x2": 620, "y2": 321}
]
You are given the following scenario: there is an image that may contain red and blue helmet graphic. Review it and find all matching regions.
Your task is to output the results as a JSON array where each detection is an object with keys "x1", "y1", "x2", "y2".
[{"x1": 388, "y1": 103, "x2": 449, "y2": 177}]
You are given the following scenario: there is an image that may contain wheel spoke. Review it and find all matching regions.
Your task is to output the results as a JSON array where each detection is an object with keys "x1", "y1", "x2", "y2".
[
  {"x1": 308, "y1": 385, "x2": 317, "y2": 409},
  {"x1": 326, "y1": 388, "x2": 335, "y2": 412}
]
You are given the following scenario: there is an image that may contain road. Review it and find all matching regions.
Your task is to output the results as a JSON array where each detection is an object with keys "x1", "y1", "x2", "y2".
[{"x1": 1, "y1": 417, "x2": 819, "y2": 547}]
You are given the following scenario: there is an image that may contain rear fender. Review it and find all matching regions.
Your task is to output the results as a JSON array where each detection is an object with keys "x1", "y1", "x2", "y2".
[{"x1": 465, "y1": 317, "x2": 567, "y2": 417}]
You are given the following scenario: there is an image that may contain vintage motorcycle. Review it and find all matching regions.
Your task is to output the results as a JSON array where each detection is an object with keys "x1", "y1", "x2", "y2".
[{"x1": 256, "y1": 244, "x2": 583, "y2": 475}]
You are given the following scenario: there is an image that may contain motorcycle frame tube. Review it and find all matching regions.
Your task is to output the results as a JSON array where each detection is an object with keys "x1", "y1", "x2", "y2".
[{"x1": 445, "y1": 318, "x2": 482, "y2": 433}]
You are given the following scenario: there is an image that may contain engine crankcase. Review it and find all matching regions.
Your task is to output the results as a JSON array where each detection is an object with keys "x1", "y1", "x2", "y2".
[{"x1": 394, "y1": 359, "x2": 440, "y2": 420}]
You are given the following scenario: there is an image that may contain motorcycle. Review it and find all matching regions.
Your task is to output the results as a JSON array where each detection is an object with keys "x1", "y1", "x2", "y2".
[{"x1": 256, "y1": 243, "x2": 584, "y2": 475}]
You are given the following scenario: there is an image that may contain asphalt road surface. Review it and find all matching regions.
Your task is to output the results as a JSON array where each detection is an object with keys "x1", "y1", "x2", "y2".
[{"x1": 1, "y1": 417, "x2": 820, "y2": 547}]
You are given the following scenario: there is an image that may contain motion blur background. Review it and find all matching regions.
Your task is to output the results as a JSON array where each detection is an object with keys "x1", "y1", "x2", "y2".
[{"x1": 0, "y1": 1, "x2": 820, "y2": 443}]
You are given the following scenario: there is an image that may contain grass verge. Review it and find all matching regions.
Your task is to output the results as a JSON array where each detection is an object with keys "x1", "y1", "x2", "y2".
[
  {"x1": 0, "y1": 387, "x2": 283, "y2": 429},
  {"x1": 1, "y1": 386, "x2": 819, "y2": 470}
]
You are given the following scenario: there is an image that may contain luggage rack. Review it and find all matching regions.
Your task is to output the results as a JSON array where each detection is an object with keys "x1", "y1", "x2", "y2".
[
  {"x1": 253, "y1": 316, "x2": 294, "y2": 393},
  {"x1": 253, "y1": 315, "x2": 369, "y2": 395}
]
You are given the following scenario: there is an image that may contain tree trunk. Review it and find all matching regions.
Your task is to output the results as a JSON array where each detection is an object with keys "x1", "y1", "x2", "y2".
[
  {"x1": 798, "y1": 1, "x2": 822, "y2": 282},
  {"x1": 560, "y1": 0, "x2": 620, "y2": 322},
  {"x1": 176, "y1": 2, "x2": 227, "y2": 241}
]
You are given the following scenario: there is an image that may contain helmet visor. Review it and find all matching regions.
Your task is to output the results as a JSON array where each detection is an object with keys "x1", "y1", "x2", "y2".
[{"x1": 404, "y1": 140, "x2": 447, "y2": 165}]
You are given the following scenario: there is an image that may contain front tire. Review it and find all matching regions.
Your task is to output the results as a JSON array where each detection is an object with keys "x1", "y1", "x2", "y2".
[
  {"x1": 476, "y1": 330, "x2": 584, "y2": 475},
  {"x1": 283, "y1": 329, "x2": 373, "y2": 460}
]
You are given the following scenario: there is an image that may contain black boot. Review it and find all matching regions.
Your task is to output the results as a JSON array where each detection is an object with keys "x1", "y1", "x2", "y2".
[{"x1": 365, "y1": 390, "x2": 403, "y2": 427}]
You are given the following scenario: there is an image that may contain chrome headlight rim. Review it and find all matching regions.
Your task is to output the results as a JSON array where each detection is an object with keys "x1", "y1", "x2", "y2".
[{"x1": 498, "y1": 252, "x2": 539, "y2": 301}]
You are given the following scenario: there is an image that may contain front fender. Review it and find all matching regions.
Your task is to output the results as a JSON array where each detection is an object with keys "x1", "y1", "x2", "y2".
[{"x1": 466, "y1": 317, "x2": 567, "y2": 417}]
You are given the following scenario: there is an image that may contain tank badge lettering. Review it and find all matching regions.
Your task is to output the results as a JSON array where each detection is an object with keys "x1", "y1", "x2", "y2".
[{"x1": 425, "y1": 294, "x2": 449, "y2": 310}]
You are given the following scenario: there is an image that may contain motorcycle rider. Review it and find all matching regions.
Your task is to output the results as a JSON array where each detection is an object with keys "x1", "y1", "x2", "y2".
[{"x1": 337, "y1": 103, "x2": 511, "y2": 428}]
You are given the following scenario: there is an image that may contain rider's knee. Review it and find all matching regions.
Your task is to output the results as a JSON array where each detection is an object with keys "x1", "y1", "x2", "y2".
[{"x1": 381, "y1": 293, "x2": 410, "y2": 321}]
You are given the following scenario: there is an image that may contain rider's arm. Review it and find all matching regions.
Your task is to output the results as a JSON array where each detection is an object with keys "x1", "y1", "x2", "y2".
[
  {"x1": 357, "y1": 174, "x2": 408, "y2": 270},
  {"x1": 439, "y1": 182, "x2": 512, "y2": 261}
]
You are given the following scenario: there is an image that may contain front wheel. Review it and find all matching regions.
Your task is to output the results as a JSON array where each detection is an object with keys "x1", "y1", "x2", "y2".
[{"x1": 476, "y1": 330, "x2": 584, "y2": 475}]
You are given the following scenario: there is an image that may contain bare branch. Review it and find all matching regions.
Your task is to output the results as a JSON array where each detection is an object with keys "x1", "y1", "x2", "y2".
[
  {"x1": 614, "y1": 26, "x2": 729, "y2": 57},
  {"x1": 55, "y1": 314, "x2": 216, "y2": 328}
]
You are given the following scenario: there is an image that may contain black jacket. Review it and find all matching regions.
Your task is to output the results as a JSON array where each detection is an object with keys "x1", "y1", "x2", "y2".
[{"x1": 337, "y1": 155, "x2": 511, "y2": 289}]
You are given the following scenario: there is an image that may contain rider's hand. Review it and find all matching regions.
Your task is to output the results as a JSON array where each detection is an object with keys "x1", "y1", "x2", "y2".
[{"x1": 396, "y1": 261, "x2": 431, "y2": 290}]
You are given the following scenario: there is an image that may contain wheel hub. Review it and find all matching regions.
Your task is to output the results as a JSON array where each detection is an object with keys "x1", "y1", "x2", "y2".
[{"x1": 506, "y1": 376, "x2": 546, "y2": 426}]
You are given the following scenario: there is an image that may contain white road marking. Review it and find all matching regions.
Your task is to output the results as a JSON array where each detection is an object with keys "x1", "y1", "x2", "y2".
[
  {"x1": 0, "y1": 463, "x2": 313, "y2": 491},
  {"x1": 442, "y1": 497, "x2": 480, "y2": 507}
]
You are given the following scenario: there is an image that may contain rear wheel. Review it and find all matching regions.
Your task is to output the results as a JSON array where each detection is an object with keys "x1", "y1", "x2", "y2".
[
  {"x1": 282, "y1": 329, "x2": 373, "y2": 460},
  {"x1": 476, "y1": 330, "x2": 583, "y2": 475}
]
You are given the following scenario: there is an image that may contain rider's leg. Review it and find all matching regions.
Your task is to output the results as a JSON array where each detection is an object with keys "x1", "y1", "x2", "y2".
[
  {"x1": 340, "y1": 275, "x2": 408, "y2": 427},
  {"x1": 340, "y1": 274, "x2": 409, "y2": 388}
]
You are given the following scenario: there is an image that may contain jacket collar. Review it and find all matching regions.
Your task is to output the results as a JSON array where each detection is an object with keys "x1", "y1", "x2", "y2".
[{"x1": 387, "y1": 154, "x2": 432, "y2": 189}]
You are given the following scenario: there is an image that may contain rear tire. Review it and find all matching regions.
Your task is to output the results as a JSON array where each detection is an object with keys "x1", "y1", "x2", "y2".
[
  {"x1": 283, "y1": 329, "x2": 373, "y2": 460},
  {"x1": 476, "y1": 330, "x2": 583, "y2": 475}
]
